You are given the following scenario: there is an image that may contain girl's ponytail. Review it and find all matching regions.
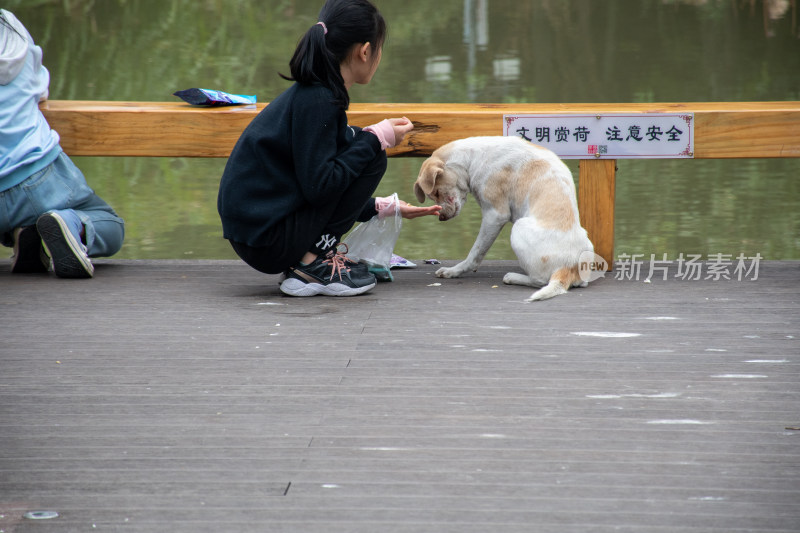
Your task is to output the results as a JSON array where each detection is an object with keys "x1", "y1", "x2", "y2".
[{"x1": 280, "y1": 0, "x2": 386, "y2": 109}]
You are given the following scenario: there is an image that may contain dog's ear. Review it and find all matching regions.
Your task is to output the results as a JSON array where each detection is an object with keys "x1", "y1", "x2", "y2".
[
  {"x1": 413, "y1": 181, "x2": 428, "y2": 203},
  {"x1": 414, "y1": 157, "x2": 443, "y2": 203}
]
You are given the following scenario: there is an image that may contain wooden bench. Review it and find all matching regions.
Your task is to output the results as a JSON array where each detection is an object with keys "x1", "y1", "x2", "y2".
[{"x1": 40, "y1": 100, "x2": 800, "y2": 265}]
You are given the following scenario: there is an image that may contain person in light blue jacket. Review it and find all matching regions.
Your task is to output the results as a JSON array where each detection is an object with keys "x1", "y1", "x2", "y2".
[{"x1": 0, "y1": 9, "x2": 124, "y2": 278}]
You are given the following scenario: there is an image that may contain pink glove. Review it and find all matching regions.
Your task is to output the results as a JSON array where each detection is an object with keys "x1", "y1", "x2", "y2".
[
  {"x1": 374, "y1": 195, "x2": 398, "y2": 219},
  {"x1": 364, "y1": 119, "x2": 396, "y2": 151}
]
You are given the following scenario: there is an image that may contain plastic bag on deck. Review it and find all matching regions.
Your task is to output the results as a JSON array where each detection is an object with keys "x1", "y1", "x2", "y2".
[{"x1": 343, "y1": 193, "x2": 403, "y2": 282}]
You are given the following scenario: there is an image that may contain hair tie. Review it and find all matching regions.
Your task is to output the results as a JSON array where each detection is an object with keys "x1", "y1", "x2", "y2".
[{"x1": 316, "y1": 21, "x2": 328, "y2": 35}]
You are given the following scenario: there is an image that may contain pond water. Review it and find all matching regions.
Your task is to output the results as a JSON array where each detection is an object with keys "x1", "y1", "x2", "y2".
[{"x1": 8, "y1": 0, "x2": 800, "y2": 260}]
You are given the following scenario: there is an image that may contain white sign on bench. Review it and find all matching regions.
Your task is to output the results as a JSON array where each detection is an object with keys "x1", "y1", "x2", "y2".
[{"x1": 503, "y1": 113, "x2": 694, "y2": 159}]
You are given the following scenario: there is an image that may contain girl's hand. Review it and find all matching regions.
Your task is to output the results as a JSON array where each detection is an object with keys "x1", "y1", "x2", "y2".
[
  {"x1": 376, "y1": 197, "x2": 441, "y2": 219},
  {"x1": 389, "y1": 117, "x2": 414, "y2": 145},
  {"x1": 398, "y1": 200, "x2": 441, "y2": 219},
  {"x1": 364, "y1": 117, "x2": 414, "y2": 150}
]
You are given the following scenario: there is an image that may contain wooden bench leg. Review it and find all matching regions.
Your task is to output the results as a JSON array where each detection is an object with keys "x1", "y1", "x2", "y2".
[{"x1": 578, "y1": 159, "x2": 616, "y2": 269}]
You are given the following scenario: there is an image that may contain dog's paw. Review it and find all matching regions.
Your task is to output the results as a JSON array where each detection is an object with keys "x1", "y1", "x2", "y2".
[
  {"x1": 503, "y1": 272, "x2": 530, "y2": 286},
  {"x1": 435, "y1": 266, "x2": 463, "y2": 278}
]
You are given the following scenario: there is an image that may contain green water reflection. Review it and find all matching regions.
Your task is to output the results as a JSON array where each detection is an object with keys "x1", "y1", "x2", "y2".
[{"x1": 7, "y1": 0, "x2": 800, "y2": 260}]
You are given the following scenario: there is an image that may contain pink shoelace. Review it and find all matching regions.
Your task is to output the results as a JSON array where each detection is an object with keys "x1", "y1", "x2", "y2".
[{"x1": 321, "y1": 244, "x2": 357, "y2": 281}]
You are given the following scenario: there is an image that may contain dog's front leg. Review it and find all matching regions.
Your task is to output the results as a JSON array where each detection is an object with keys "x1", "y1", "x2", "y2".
[{"x1": 436, "y1": 214, "x2": 506, "y2": 278}]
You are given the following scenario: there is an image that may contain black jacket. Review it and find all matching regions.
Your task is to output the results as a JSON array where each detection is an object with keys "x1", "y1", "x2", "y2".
[{"x1": 218, "y1": 82, "x2": 382, "y2": 246}]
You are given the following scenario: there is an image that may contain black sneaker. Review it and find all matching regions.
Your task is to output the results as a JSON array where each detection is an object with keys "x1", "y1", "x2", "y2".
[
  {"x1": 280, "y1": 247, "x2": 376, "y2": 297},
  {"x1": 36, "y1": 212, "x2": 94, "y2": 279},
  {"x1": 10, "y1": 225, "x2": 49, "y2": 273}
]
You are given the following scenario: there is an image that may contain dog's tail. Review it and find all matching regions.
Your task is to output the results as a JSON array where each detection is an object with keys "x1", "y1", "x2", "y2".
[{"x1": 526, "y1": 265, "x2": 581, "y2": 302}]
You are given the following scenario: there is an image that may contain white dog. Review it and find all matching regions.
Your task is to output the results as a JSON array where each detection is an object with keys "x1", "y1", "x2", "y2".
[{"x1": 414, "y1": 136, "x2": 594, "y2": 301}]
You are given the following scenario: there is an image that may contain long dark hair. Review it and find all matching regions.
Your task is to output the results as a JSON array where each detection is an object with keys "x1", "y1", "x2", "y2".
[{"x1": 281, "y1": 0, "x2": 386, "y2": 109}]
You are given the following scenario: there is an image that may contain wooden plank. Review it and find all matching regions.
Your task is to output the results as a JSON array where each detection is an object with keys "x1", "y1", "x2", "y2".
[
  {"x1": 694, "y1": 109, "x2": 800, "y2": 158},
  {"x1": 579, "y1": 159, "x2": 616, "y2": 267},
  {"x1": 0, "y1": 261, "x2": 798, "y2": 532},
  {"x1": 39, "y1": 100, "x2": 800, "y2": 158},
  {"x1": 39, "y1": 100, "x2": 257, "y2": 158}
]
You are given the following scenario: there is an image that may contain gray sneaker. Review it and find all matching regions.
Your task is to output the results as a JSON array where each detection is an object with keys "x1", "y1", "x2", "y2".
[
  {"x1": 10, "y1": 225, "x2": 49, "y2": 274},
  {"x1": 36, "y1": 212, "x2": 94, "y2": 278},
  {"x1": 280, "y1": 247, "x2": 376, "y2": 297}
]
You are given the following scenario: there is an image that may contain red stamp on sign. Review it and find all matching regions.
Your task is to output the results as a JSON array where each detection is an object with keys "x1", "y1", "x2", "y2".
[{"x1": 587, "y1": 145, "x2": 598, "y2": 155}]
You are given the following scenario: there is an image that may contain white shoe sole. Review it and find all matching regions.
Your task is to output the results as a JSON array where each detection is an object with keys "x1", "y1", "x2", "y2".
[
  {"x1": 36, "y1": 213, "x2": 94, "y2": 279},
  {"x1": 279, "y1": 277, "x2": 375, "y2": 297}
]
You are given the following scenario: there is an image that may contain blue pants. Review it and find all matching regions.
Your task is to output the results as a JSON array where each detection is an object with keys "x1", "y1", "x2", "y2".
[{"x1": 0, "y1": 151, "x2": 124, "y2": 257}]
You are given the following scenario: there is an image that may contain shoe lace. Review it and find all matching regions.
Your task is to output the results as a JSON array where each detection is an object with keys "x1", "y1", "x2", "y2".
[{"x1": 321, "y1": 244, "x2": 357, "y2": 281}]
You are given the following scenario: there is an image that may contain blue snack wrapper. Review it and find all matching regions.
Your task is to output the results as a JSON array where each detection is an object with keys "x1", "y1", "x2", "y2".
[
  {"x1": 390, "y1": 254, "x2": 416, "y2": 268},
  {"x1": 173, "y1": 88, "x2": 256, "y2": 106}
]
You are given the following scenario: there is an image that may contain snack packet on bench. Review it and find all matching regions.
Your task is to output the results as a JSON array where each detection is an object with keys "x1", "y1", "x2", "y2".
[{"x1": 173, "y1": 88, "x2": 256, "y2": 106}]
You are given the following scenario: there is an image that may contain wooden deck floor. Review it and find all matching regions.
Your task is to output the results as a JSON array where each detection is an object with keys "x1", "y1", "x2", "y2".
[{"x1": 1, "y1": 259, "x2": 798, "y2": 532}]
